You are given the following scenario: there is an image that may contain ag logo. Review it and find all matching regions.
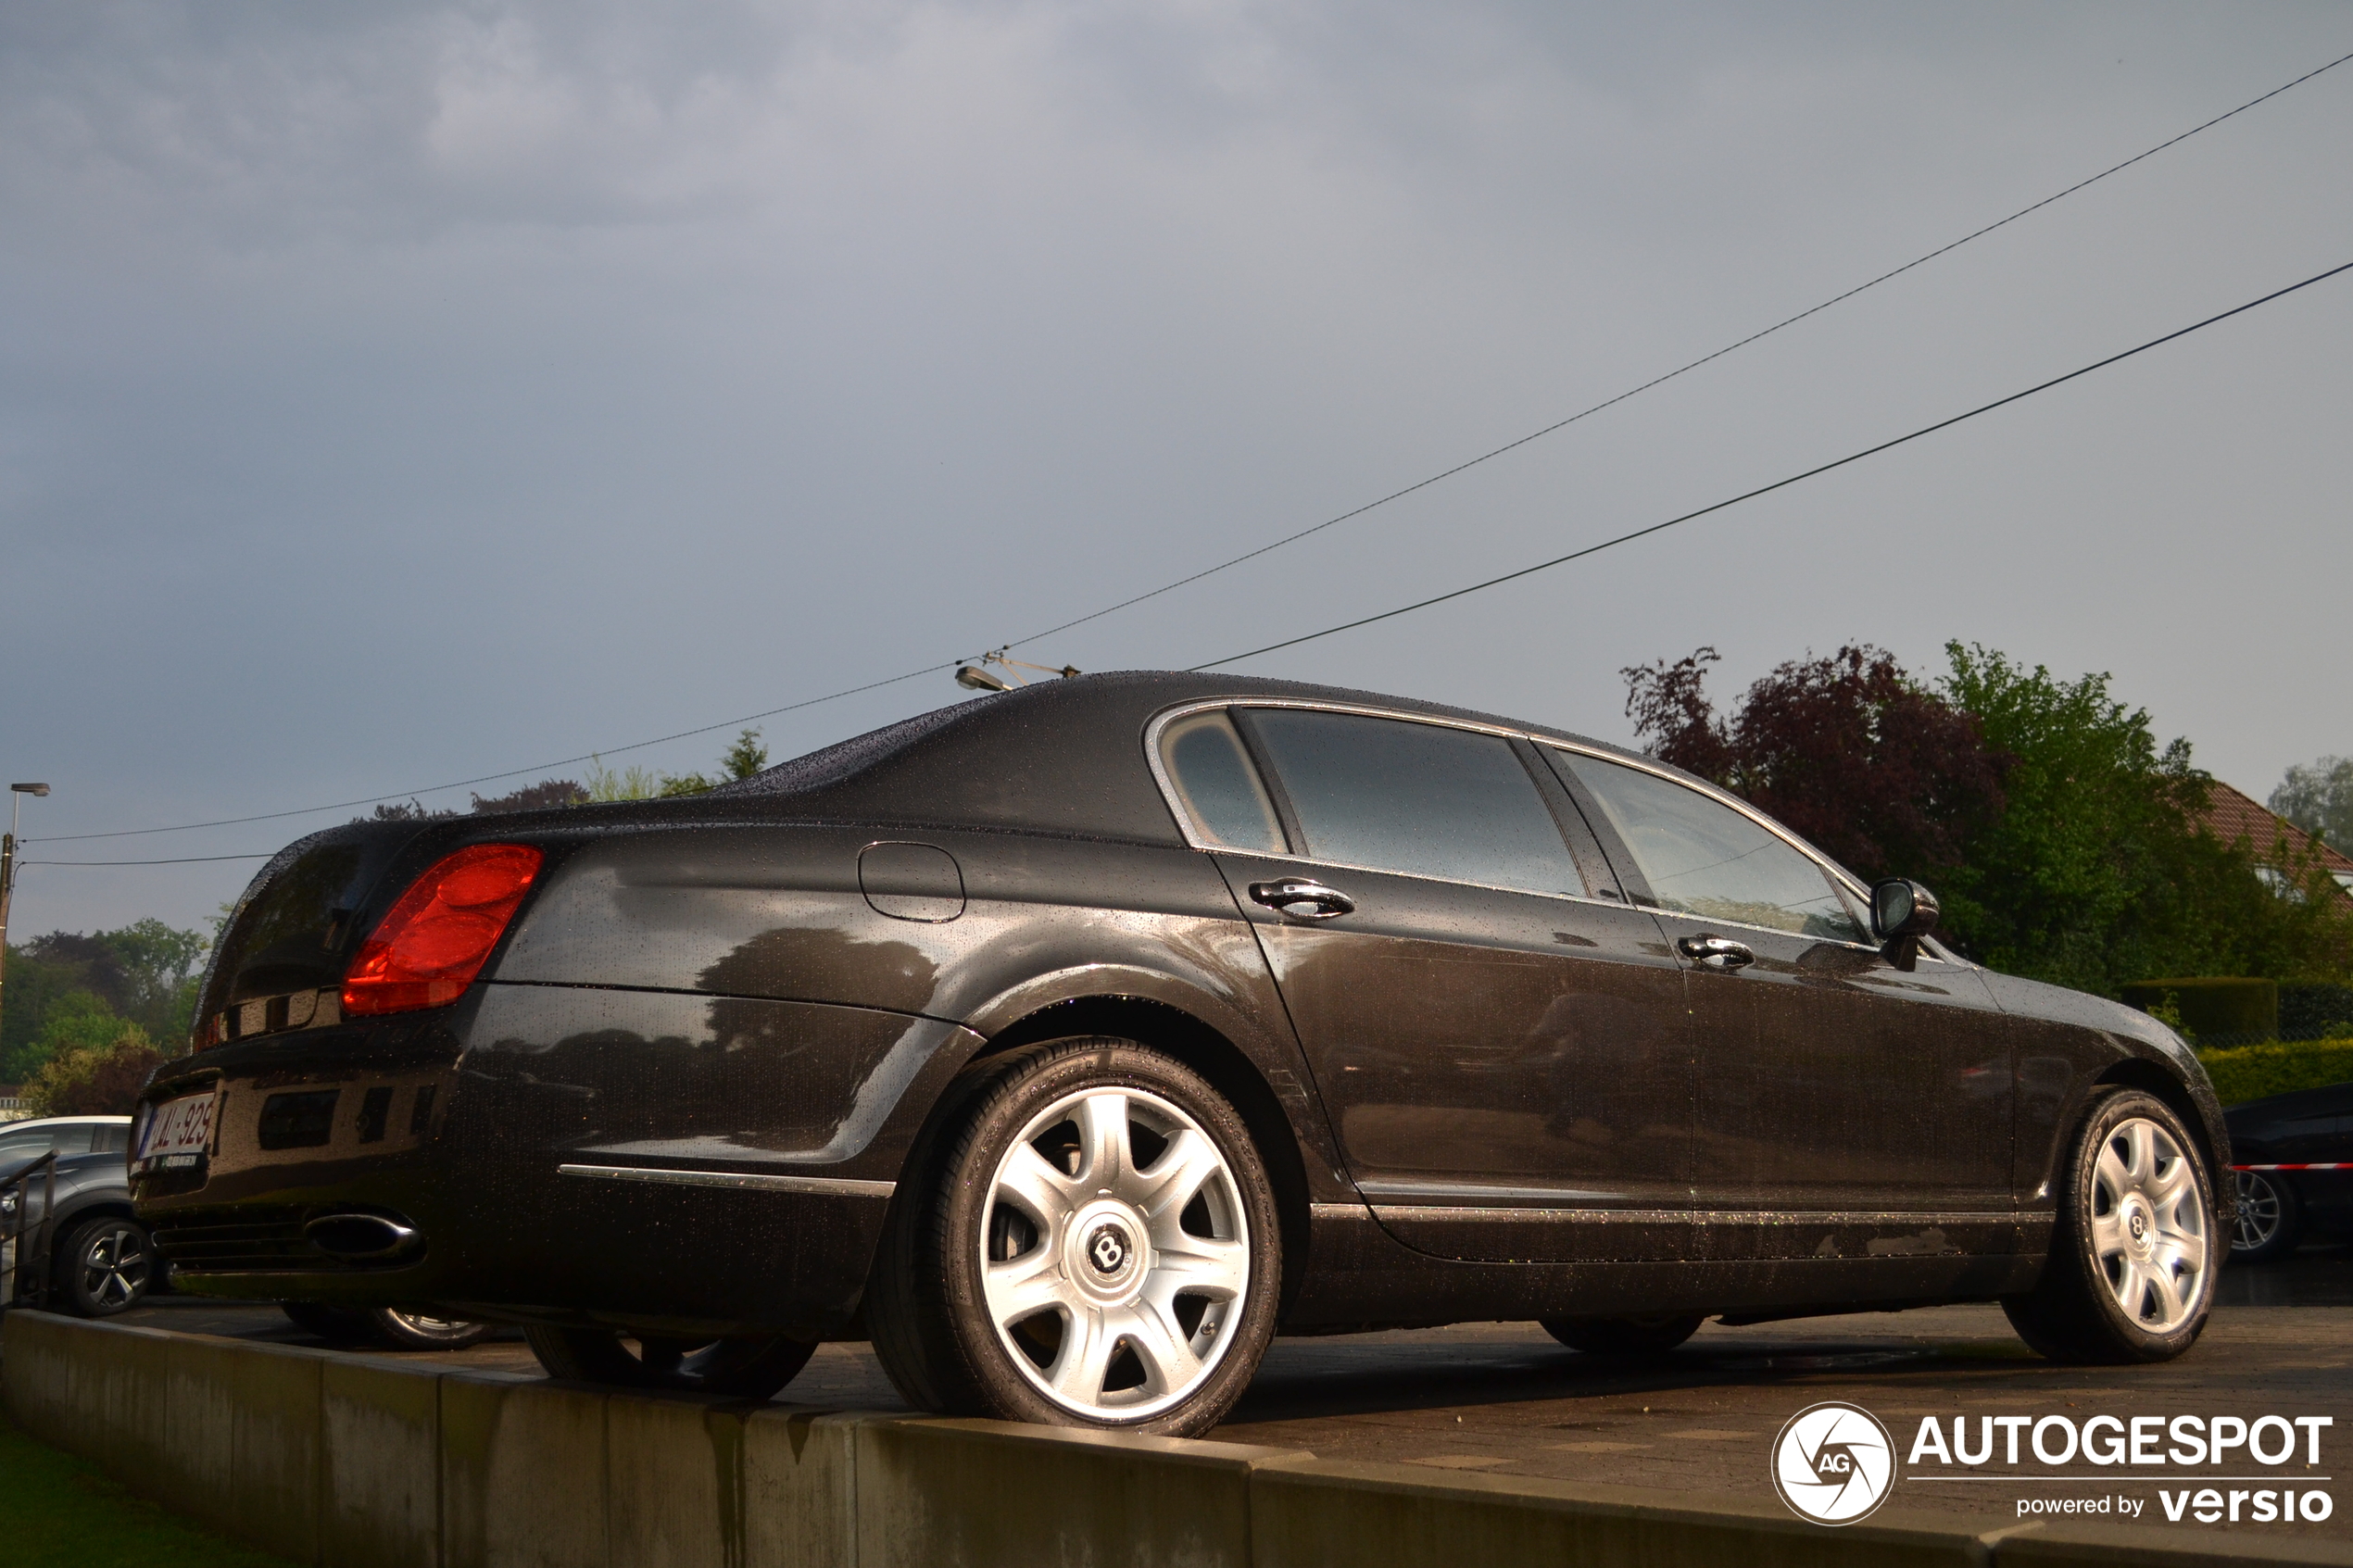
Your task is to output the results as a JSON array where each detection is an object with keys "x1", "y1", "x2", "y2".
[{"x1": 1769, "y1": 1401, "x2": 1894, "y2": 1524}]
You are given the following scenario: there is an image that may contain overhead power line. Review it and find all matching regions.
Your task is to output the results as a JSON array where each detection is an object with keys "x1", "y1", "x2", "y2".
[
  {"x1": 21, "y1": 853, "x2": 275, "y2": 867},
  {"x1": 22, "y1": 47, "x2": 2353, "y2": 854},
  {"x1": 1192, "y1": 257, "x2": 2353, "y2": 671},
  {"x1": 29, "y1": 660, "x2": 960, "y2": 845},
  {"x1": 992, "y1": 46, "x2": 2353, "y2": 657}
]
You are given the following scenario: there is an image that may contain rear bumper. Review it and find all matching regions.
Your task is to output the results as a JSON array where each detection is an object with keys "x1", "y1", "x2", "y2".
[{"x1": 133, "y1": 983, "x2": 977, "y2": 1337}]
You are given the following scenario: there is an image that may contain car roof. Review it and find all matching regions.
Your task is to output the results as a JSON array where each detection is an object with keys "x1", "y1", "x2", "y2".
[
  {"x1": 700, "y1": 670, "x2": 1669, "y2": 846},
  {"x1": 0, "y1": 1115, "x2": 132, "y2": 1130}
]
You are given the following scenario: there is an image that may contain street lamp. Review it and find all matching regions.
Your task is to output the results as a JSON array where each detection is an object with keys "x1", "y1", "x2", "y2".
[
  {"x1": 1, "y1": 783, "x2": 51, "y2": 1062},
  {"x1": 952, "y1": 650, "x2": 1079, "y2": 693}
]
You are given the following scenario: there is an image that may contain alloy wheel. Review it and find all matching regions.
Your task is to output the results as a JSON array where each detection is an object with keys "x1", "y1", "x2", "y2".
[
  {"x1": 979, "y1": 1085, "x2": 1250, "y2": 1421},
  {"x1": 2232, "y1": 1171, "x2": 2284, "y2": 1254},
  {"x1": 81, "y1": 1226, "x2": 150, "y2": 1310},
  {"x1": 2089, "y1": 1117, "x2": 2209, "y2": 1331}
]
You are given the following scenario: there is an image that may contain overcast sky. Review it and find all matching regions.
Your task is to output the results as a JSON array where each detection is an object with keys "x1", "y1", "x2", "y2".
[{"x1": 5, "y1": 2, "x2": 2350, "y2": 937}]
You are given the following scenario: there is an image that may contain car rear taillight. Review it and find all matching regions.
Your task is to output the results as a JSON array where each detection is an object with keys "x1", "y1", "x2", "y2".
[{"x1": 341, "y1": 844, "x2": 544, "y2": 1019}]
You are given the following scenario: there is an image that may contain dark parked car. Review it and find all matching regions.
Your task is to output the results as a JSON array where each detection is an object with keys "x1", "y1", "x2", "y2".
[
  {"x1": 132, "y1": 672, "x2": 2229, "y2": 1434},
  {"x1": 2225, "y1": 1082, "x2": 2353, "y2": 1261},
  {"x1": 0, "y1": 1114, "x2": 153, "y2": 1316}
]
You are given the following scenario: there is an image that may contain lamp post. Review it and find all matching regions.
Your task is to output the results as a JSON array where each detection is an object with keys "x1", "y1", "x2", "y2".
[{"x1": 0, "y1": 783, "x2": 51, "y2": 1066}]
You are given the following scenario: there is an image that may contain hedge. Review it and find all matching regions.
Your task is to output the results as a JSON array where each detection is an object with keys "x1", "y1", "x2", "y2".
[
  {"x1": 2196, "y1": 1035, "x2": 2353, "y2": 1107},
  {"x1": 2120, "y1": 977, "x2": 2276, "y2": 1045},
  {"x1": 2282, "y1": 982, "x2": 2353, "y2": 1041}
]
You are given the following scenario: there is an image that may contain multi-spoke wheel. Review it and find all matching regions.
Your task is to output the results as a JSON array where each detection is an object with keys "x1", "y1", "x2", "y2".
[
  {"x1": 374, "y1": 1309, "x2": 496, "y2": 1350},
  {"x1": 62, "y1": 1217, "x2": 152, "y2": 1318},
  {"x1": 2230, "y1": 1169, "x2": 2300, "y2": 1263},
  {"x1": 868, "y1": 1038, "x2": 1282, "y2": 1436},
  {"x1": 2004, "y1": 1089, "x2": 2217, "y2": 1364}
]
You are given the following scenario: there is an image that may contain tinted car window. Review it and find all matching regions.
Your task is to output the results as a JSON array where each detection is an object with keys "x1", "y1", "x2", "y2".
[
  {"x1": 0, "y1": 1127, "x2": 54, "y2": 1163},
  {"x1": 1159, "y1": 711, "x2": 1286, "y2": 854},
  {"x1": 92, "y1": 1123, "x2": 131, "y2": 1154},
  {"x1": 1554, "y1": 751, "x2": 1864, "y2": 942},
  {"x1": 1246, "y1": 709, "x2": 1585, "y2": 897}
]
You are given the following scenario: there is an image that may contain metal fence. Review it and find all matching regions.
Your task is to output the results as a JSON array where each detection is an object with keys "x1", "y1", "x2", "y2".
[{"x1": 0, "y1": 1150, "x2": 58, "y2": 1310}]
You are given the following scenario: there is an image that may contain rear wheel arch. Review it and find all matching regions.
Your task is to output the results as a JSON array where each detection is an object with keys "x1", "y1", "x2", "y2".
[{"x1": 957, "y1": 996, "x2": 1312, "y2": 1319}]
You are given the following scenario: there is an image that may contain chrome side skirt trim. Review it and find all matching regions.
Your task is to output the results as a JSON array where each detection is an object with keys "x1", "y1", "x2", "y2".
[
  {"x1": 1370, "y1": 1206, "x2": 2020, "y2": 1227},
  {"x1": 558, "y1": 1162, "x2": 896, "y2": 1199}
]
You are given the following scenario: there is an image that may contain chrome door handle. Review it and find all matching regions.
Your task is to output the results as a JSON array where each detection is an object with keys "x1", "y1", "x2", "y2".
[
  {"x1": 1249, "y1": 878, "x2": 1355, "y2": 921},
  {"x1": 1677, "y1": 934, "x2": 1755, "y2": 970}
]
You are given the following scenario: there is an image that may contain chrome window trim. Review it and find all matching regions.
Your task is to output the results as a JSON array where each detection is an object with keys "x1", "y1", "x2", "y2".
[
  {"x1": 558, "y1": 1162, "x2": 895, "y2": 1199},
  {"x1": 1141, "y1": 696, "x2": 1938, "y2": 959}
]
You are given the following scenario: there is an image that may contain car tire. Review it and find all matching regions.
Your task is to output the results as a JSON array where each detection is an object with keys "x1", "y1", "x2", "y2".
[
  {"x1": 522, "y1": 1326, "x2": 815, "y2": 1399},
  {"x1": 867, "y1": 1037, "x2": 1283, "y2": 1438},
  {"x1": 2230, "y1": 1169, "x2": 2300, "y2": 1263},
  {"x1": 1540, "y1": 1312, "x2": 1705, "y2": 1357},
  {"x1": 59, "y1": 1217, "x2": 154, "y2": 1318},
  {"x1": 282, "y1": 1301, "x2": 376, "y2": 1342},
  {"x1": 371, "y1": 1309, "x2": 496, "y2": 1350},
  {"x1": 2002, "y1": 1088, "x2": 2217, "y2": 1364}
]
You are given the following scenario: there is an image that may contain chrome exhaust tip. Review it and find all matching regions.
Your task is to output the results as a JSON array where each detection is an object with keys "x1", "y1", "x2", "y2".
[{"x1": 304, "y1": 1211, "x2": 422, "y2": 1261}]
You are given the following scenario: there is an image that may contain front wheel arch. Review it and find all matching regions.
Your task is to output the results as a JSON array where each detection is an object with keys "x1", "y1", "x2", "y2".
[{"x1": 2094, "y1": 1059, "x2": 2229, "y2": 1225}]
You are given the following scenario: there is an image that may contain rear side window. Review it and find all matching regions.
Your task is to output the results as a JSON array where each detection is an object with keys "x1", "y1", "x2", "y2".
[
  {"x1": 92, "y1": 1123, "x2": 131, "y2": 1154},
  {"x1": 1244, "y1": 709, "x2": 1585, "y2": 897},
  {"x1": 0, "y1": 1128, "x2": 53, "y2": 1163},
  {"x1": 1554, "y1": 752, "x2": 1863, "y2": 942},
  {"x1": 1158, "y1": 711, "x2": 1286, "y2": 854}
]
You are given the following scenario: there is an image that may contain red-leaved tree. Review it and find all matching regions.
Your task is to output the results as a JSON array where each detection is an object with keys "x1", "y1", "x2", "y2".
[{"x1": 1621, "y1": 645, "x2": 2011, "y2": 884}]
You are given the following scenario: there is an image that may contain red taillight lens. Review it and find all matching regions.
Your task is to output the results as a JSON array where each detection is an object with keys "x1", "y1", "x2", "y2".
[{"x1": 341, "y1": 844, "x2": 544, "y2": 1019}]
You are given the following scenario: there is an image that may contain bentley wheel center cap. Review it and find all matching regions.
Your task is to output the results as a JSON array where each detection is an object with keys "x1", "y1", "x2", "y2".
[
  {"x1": 2129, "y1": 1210, "x2": 2147, "y2": 1243},
  {"x1": 1086, "y1": 1223, "x2": 1131, "y2": 1275}
]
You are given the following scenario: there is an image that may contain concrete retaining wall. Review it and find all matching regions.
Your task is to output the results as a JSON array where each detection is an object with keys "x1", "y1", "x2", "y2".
[{"x1": 5, "y1": 1311, "x2": 2347, "y2": 1568}]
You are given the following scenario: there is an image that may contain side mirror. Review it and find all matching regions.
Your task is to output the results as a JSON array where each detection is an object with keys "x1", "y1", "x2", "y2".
[{"x1": 1870, "y1": 878, "x2": 1940, "y2": 972}]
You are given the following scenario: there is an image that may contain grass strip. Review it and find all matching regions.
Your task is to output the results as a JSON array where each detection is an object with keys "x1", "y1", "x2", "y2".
[{"x1": 0, "y1": 1415, "x2": 297, "y2": 1568}]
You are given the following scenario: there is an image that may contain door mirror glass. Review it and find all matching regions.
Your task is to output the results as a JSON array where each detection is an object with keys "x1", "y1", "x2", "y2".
[
  {"x1": 1869, "y1": 878, "x2": 1940, "y2": 971},
  {"x1": 1869, "y1": 878, "x2": 1940, "y2": 939},
  {"x1": 1555, "y1": 753, "x2": 1865, "y2": 943},
  {"x1": 1244, "y1": 709, "x2": 1587, "y2": 897},
  {"x1": 1158, "y1": 710, "x2": 1286, "y2": 854}
]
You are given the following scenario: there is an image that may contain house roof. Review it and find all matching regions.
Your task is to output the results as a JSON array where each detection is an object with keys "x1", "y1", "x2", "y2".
[{"x1": 2201, "y1": 781, "x2": 2353, "y2": 880}]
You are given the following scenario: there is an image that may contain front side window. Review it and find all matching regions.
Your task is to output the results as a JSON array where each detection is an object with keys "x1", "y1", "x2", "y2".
[
  {"x1": 1158, "y1": 710, "x2": 1286, "y2": 854},
  {"x1": 1554, "y1": 751, "x2": 1864, "y2": 942},
  {"x1": 1245, "y1": 709, "x2": 1585, "y2": 897}
]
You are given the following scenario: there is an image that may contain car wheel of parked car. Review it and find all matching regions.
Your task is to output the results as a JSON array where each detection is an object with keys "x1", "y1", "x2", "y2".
[
  {"x1": 2229, "y1": 1169, "x2": 2300, "y2": 1263},
  {"x1": 1539, "y1": 1312, "x2": 1705, "y2": 1357},
  {"x1": 868, "y1": 1038, "x2": 1283, "y2": 1438},
  {"x1": 522, "y1": 1326, "x2": 816, "y2": 1398},
  {"x1": 373, "y1": 1309, "x2": 496, "y2": 1349},
  {"x1": 2002, "y1": 1089, "x2": 2215, "y2": 1364},
  {"x1": 61, "y1": 1217, "x2": 153, "y2": 1317}
]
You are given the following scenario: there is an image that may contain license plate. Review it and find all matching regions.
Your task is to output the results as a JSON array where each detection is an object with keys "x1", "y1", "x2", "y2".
[{"x1": 138, "y1": 1091, "x2": 218, "y2": 1169}]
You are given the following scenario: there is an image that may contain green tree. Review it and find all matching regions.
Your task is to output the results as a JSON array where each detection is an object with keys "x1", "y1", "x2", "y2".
[
  {"x1": 1936, "y1": 644, "x2": 2352, "y2": 995},
  {"x1": 2272, "y1": 755, "x2": 2353, "y2": 855},
  {"x1": 3, "y1": 989, "x2": 126, "y2": 1083},
  {"x1": 24, "y1": 1023, "x2": 163, "y2": 1116}
]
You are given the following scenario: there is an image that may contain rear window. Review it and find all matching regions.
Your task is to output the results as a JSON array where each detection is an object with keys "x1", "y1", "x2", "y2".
[{"x1": 1158, "y1": 711, "x2": 1285, "y2": 854}]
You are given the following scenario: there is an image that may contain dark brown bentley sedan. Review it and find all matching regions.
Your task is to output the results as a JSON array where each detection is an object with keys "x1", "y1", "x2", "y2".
[{"x1": 132, "y1": 672, "x2": 2227, "y2": 1434}]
